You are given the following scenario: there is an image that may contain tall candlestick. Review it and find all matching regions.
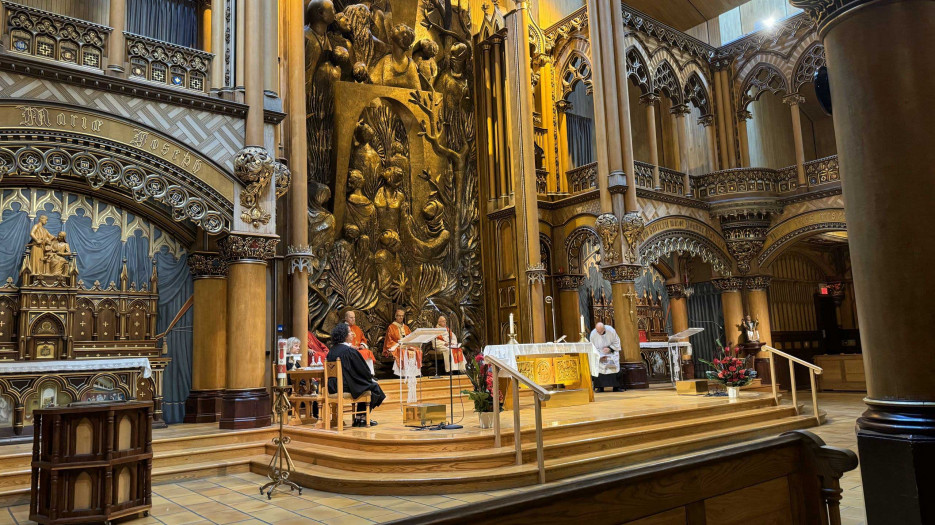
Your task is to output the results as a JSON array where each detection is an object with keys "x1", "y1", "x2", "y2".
[
  {"x1": 580, "y1": 315, "x2": 585, "y2": 333},
  {"x1": 509, "y1": 313, "x2": 515, "y2": 334}
]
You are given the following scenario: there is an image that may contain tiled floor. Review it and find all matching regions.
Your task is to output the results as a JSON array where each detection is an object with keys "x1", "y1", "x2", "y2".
[{"x1": 4, "y1": 392, "x2": 868, "y2": 525}]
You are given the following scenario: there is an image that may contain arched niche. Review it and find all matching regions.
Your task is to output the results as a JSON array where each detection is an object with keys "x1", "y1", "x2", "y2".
[{"x1": 739, "y1": 64, "x2": 797, "y2": 169}]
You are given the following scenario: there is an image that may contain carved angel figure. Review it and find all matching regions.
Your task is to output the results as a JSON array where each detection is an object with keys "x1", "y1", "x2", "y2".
[{"x1": 369, "y1": 23, "x2": 420, "y2": 89}]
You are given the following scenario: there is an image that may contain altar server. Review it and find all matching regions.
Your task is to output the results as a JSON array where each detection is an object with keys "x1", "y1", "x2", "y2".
[
  {"x1": 432, "y1": 315, "x2": 465, "y2": 373},
  {"x1": 345, "y1": 310, "x2": 375, "y2": 375},
  {"x1": 328, "y1": 322, "x2": 385, "y2": 427},
  {"x1": 589, "y1": 322, "x2": 625, "y2": 392}
]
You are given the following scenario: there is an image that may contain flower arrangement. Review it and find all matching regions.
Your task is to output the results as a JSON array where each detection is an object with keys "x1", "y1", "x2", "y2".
[
  {"x1": 700, "y1": 345, "x2": 757, "y2": 387},
  {"x1": 462, "y1": 354, "x2": 503, "y2": 413}
]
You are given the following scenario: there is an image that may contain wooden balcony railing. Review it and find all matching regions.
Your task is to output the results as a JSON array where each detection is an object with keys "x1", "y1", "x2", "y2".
[
  {"x1": 658, "y1": 166, "x2": 686, "y2": 195},
  {"x1": 535, "y1": 168, "x2": 548, "y2": 194},
  {"x1": 633, "y1": 161, "x2": 653, "y2": 189},
  {"x1": 805, "y1": 155, "x2": 840, "y2": 186},
  {"x1": 565, "y1": 162, "x2": 597, "y2": 193},
  {"x1": 692, "y1": 165, "x2": 799, "y2": 198},
  {"x1": 126, "y1": 32, "x2": 212, "y2": 93},
  {"x1": 4, "y1": 1, "x2": 110, "y2": 70}
]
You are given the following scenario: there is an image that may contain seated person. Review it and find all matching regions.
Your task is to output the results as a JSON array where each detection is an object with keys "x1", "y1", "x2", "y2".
[
  {"x1": 285, "y1": 337, "x2": 303, "y2": 370},
  {"x1": 589, "y1": 322, "x2": 625, "y2": 392},
  {"x1": 432, "y1": 315, "x2": 465, "y2": 374},
  {"x1": 327, "y1": 322, "x2": 386, "y2": 427}
]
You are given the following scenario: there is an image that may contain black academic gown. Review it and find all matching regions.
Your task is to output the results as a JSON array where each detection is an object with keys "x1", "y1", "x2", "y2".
[{"x1": 327, "y1": 343, "x2": 376, "y2": 398}]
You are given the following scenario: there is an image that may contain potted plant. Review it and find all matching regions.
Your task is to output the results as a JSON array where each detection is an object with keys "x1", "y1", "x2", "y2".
[
  {"x1": 700, "y1": 345, "x2": 757, "y2": 399},
  {"x1": 462, "y1": 354, "x2": 503, "y2": 428}
]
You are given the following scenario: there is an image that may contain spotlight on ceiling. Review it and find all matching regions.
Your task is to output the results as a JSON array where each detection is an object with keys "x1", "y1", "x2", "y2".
[{"x1": 763, "y1": 16, "x2": 776, "y2": 29}]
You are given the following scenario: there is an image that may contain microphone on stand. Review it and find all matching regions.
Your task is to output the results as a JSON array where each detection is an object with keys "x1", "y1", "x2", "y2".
[{"x1": 427, "y1": 298, "x2": 462, "y2": 430}]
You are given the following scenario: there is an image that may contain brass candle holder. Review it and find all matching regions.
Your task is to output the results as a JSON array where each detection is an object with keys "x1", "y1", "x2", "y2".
[{"x1": 260, "y1": 385, "x2": 302, "y2": 499}]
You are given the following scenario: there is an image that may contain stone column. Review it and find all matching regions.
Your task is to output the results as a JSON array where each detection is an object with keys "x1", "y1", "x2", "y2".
[
  {"x1": 784, "y1": 94, "x2": 807, "y2": 187},
  {"x1": 713, "y1": 277, "x2": 744, "y2": 346},
  {"x1": 244, "y1": 0, "x2": 263, "y2": 145},
  {"x1": 585, "y1": 0, "x2": 616, "y2": 212},
  {"x1": 185, "y1": 253, "x2": 228, "y2": 423},
  {"x1": 107, "y1": 0, "x2": 126, "y2": 74},
  {"x1": 736, "y1": 110, "x2": 752, "y2": 167},
  {"x1": 666, "y1": 283, "x2": 693, "y2": 379},
  {"x1": 700, "y1": 115, "x2": 719, "y2": 171},
  {"x1": 210, "y1": 0, "x2": 225, "y2": 93},
  {"x1": 789, "y1": 0, "x2": 935, "y2": 520},
  {"x1": 602, "y1": 264, "x2": 647, "y2": 389},
  {"x1": 556, "y1": 275, "x2": 585, "y2": 340},
  {"x1": 640, "y1": 93, "x2": 661, "y2": 190},
  {"x1": 713, "y1": 65, "x2": 730, "y2": 169},
  {"x1": 284, "y1": 0, "x2": 309, "y2": 365},
  {"x1": 235, "y1": 0, "x2": 245, "y2": 101},
  {"x1": 219, "y1": 234, "x2": 277, "y2": 429},
  {"x1": 718, "y1": 68, "x2": 737, "y2": 167},
  {"x1": 200, "y1": 2, "x2": 212, "y2": 51},
  {"x1": 671, "y1": 104, "x2": 691, "y2": 196}
]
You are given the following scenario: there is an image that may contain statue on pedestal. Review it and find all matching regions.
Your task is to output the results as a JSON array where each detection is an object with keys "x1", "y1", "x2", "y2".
[{"x1": 737, "y1": 315, "x2": 760, "y2": 344}]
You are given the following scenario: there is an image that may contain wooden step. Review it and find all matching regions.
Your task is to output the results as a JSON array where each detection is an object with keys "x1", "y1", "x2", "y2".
[
  {"x1": 272, "y1": 405, "x2": 798, "y2": 473},
  {"x1": 253, "y1": 413, "x2": 822, "y2": 495},
  {"x1": 284, "y1": 396, "x2": 780, "y2": 453}
]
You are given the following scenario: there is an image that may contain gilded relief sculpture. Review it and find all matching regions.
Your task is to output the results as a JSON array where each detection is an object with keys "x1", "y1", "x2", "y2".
[
  {"x1": 305, "y1": 0, "x2": 483, "y2": 375},
  {"x1": 21, "y1": 215, "x2": 77, "y2": 284}
]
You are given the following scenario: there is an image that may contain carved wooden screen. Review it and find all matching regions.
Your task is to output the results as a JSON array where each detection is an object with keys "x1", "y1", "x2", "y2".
[{"x1": 96, "y1": 301, "x2": 118, "y2": 341}]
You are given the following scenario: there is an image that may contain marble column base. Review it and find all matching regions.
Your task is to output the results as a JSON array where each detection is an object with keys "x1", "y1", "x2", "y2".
[
  {"x1": 857, "y1": 403, "x2": 935, "y2": 525},
  {"x1": 220, "y1": 388, "x2": 271, "y2": 429}
]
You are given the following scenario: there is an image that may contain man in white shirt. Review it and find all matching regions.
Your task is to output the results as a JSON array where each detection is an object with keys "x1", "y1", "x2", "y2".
[{"x1": 589, "y1": 322, "x2": 625, "y2": 392}]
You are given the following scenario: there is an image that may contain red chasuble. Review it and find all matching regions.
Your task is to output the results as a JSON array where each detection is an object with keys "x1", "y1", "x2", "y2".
[{"x1": 348, "y1": 324, "x2": 375, "y2": 362}]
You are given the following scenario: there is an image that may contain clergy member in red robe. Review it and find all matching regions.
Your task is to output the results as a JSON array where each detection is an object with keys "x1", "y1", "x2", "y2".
[
  {"x1": 307, "y1": 331, "x2": 329, "y2": 365},
  {"x1": 432, "y1": 315, "x2": 465, "y2": 373},
  {"x1": 345, "y1": 310, "x2": 375, "y2": 375},
  {"x1": 384, "y1": 308, "x2": 418, "y2": 376}
]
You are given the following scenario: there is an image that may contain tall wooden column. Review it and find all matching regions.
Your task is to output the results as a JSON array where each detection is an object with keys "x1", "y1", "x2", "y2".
[
  {"x1": 666, "y1": 282, "x2": 692, "y2": 378},
  {"x1": 789, "y1": 1, "x2": 935, "y2": 520},
  {"x1": 107, "y1": 0, "x2": 126, "y2": 73},
  {"x1": 701, "y1": 115, "x2": 719, "y2": 171},
  {"x1": 736, "y1": 110, "x2": 752, "y2": 167},
  {"x1": 244, "y1": 0, "x2": 263, "y2": 145},
  {"x1": 556, "y1": 275, "x2": 585, "y2": 340},
  {"x1": 713, "y1": 277, "x2": 744, "y2": 346},
  {"x1": 504, "y1": 6, "x2": 546, "y2": 342},
  {"x1": 641, "y1": 93, "x2": 661, "y2": 189},
  {"x1": 601, "y1": 265, "x2": 646, "y2": 388},
  {"x1": 784, "y1": 94, "x2": 807, "y2": 186},
  {"x1": 671, "y1": 104, "x2": 691, "y2": 195},
  {"x1": 185, "y1": 253, "x2": 228, "y2": 423},
  {"x1": 210, "y1": 0, "x2": 225, "y2": 93},
  {"x1": 284, "y1": 0, "x2": 309, "y2": 364},
  {"x1": 219, "y1": 234, "x2": 277, "y2": 429}
]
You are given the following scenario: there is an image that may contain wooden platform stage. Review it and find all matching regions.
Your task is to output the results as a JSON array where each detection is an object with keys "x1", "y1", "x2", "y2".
[{"x1": 0, "y1": 377, "x2": 824, "y2": 503}]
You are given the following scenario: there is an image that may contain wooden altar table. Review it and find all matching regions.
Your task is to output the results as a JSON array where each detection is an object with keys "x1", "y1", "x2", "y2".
[{"x1": 483, "y1": 342, "x2": 594, "y2": 409}]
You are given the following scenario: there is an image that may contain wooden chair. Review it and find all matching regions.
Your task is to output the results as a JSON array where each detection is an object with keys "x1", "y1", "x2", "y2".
[{"x1": 323, "y1": 358, "x2": 371, "y2": 431}]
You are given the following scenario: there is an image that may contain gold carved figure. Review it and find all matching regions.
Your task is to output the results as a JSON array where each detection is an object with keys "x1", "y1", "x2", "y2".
[
  {"x1": 369, "y1": 24, "x2": 420, "y2": 89},
  {"x1": 26, "y1": 215, "x2": 55, "y2": 277}
]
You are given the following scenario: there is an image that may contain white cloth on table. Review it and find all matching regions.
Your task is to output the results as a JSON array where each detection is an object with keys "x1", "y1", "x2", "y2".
[
  {"x1": 392, "y1": 348, "x2": 421, "y2": 404},
  {"x1": 483, "y1": 342, "x2": 596, "y2": 378},
  {"x1": 0, "y1": 358, "x2": 153, "y2": 378},
  {"x1": 589, "y1": 326, "x2": 621, "y2": 375}
]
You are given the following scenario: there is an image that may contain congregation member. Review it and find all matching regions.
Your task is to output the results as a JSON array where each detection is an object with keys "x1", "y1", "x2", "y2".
[
  {"x1": 285, "y1": 337, "x2": 303, "y2": 370},
  {"x1": 345, "y1": 310, "x2": 376, "y2": 375},
  {"x1": 589, "y1": 322, "x2": 625, "y2": 392},
  {"x1": 432, "y1": 315, "x2": 465, "y2": 373},
  {"x1": 328, "y1": 322, "x2": 385, "y2": 427}
]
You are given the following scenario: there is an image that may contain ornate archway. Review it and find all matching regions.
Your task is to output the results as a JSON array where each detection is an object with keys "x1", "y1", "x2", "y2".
[
  {"x1": 639, "y1": 216, "x2": 733, "y2": 276},
  {"x1": 757, "y1": 208, "x2": 847, "y2": 268}
]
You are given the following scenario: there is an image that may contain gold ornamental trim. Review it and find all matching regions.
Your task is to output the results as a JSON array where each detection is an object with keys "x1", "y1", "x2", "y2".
[
  {"x1": 0, "y1": 102, "x2": 235, "y2": 202},
  {"x1": 758, "y1": 208, "x2": 846, "y2": 266}
]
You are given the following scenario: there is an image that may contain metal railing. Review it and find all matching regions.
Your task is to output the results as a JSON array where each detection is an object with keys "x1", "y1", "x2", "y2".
[
  {"x1": 763, "y1": 345, "x2": 822, "y2": 425},
  {"x1": 485, "y1": 354, "x2": 551, "y2": 484}
]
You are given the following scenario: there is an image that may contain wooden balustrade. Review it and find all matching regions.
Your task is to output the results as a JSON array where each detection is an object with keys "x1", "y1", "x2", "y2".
[
  {"x1": 486, "y1": 354, "x2": 551, "y2": 485},
  {"x1": 126, "y1": 32, "x2": 213, "y2": 92},
  {"x1": 565, "y1": 162, "x2": 597, "y2": 193},
  {"x1": 4, "y1": 1, "x2": 110, "y2": 69}
]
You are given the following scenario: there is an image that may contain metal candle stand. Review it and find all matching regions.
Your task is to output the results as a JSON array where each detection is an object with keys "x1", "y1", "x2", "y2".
[{"x1": 260, "y1": 385, "x2": 303, "y2": 499}]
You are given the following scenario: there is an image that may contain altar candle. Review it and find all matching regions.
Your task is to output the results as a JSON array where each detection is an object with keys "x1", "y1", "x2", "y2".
[
  {"x1": 276, "y1": 338, "x2": 287, "y2": 379},
  {"x1": 580, "y1": 315, "x2": 585, "y2": 333},
  {"x1": 509, "y1": 313, "x2": 515, "y2": 333}
]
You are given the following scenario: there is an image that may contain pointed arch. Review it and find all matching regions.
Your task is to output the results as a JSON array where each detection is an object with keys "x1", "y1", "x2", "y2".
[
  {"x1": 791, "y1": 42, "x2": 826, "y2": 93},
  {"x1": 625, "y1": 47, "x2": 652, "y2": 95},
  {"x1": 739, "y1": 63, "x2": 789, "y2": 110},
  {"x1": 683, "y1": 72, "x2": 711, "y2": 116},
  {"x1": 653, "y1": 61, "x2": 682, "y2": 104}
]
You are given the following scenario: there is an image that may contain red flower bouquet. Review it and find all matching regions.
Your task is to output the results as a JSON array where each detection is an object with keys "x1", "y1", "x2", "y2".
[{"x1": 701, "y1": 346, "x2": 757, "y2": 387}]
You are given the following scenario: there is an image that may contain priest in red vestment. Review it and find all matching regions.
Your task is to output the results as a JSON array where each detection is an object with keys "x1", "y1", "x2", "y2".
[
  {"x1": 345, "y1": 310, "x2": 375, "y2": 375},
  {"x1": 384, "y1": 308, "x2": 418, "y2": 376}
]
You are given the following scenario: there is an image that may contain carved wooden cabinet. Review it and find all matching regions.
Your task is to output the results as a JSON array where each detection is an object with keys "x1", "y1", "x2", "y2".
[{"x1": 29, "y1": 401, "x2": 153, "y2": 525}]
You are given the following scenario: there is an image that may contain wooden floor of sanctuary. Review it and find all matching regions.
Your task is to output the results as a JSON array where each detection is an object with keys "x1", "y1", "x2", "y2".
[{"x1": 0, "y1": 379, "x2": 824, "y2": 504}]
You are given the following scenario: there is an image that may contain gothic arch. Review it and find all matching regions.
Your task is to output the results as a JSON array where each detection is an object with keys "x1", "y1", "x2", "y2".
[
  {"x1": 625, "y1": 47, "x2": 652, "y2": 95},
  {"x1": 564, "y1": 226, "x2": 600, "y2": 274},
  {"x1": 558, "y1": 50, "x2": 592, "y2": 101},
  {"x1": 653, "y1": 61, "x2": 682, "y2": 104},
  {"x1": 791, "y1": 42, "x2": 826, "y2": 93},
  {"x1": 757, "y1": 209, "x2": 847, "y2": 268},
  {"x1": 739, "y1": 63, "x2": 789, "y2": 110},
  {"x1": 639, "y1": 222, "x2": 733, "y2": 277},
  {"x1": 683, "y1": 72, "x2": 711, "y2": 116}
]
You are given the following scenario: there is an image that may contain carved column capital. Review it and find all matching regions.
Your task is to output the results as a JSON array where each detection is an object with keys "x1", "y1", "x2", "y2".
[
  {"x1": 699, "y1": 114, "x2": 715, "y2": 127},
  {"x1": 526, "y1": 263, "x2": 548, "y2": 285},
  {"x1": 789, "y1": 0, "x2": 876, "y2": 34},
  {"x1": 219, "y1": 233, "x2": 279, "y2": 262},
  {"x1": 555, "y1": 273, "x2": 585, "y2": 290},
  {"x1": 665, "y1": 283, "x2": 686, "y2": 299},
  {"x1": 600, "y1": 263, "x2": 642, "y2": 284},
  {"x1": 744, "y1": 275, "x2": 772, "y2": 290},
  {"x1": 639, "y1": 92, "x2": 660, "y2": 105},
  {"x1": 234, "y1": 146, "x2": 275, "y2": 228},
  {"x1": 670, "y1": 103, "x2": 691, "y2": 117},
  {"x1": 736, "y1": 109, "x2": 753, "y2": 121},
  {"x1": 595, "y1": 213, "x2": 621, "y2": 264},
  {"x1": 783, "y1": 93, "x2": 806, "y2": 107},
  {"x1": 188, "y1": 252, "x2": 228, "y2": 278},
  {"x1": 712, "y1": 276, "x2": 744, "y2": 292},
  {"x1": 285, "y1": 244, "x2": 314, "y2": 275}
]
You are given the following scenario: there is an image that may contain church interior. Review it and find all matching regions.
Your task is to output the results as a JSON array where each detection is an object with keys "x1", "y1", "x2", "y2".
[{"x1": 0, "y1": 0, "x2": 930, "y2": 523}]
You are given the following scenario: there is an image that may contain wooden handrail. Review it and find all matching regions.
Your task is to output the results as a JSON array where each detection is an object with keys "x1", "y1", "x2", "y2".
[
  {"x1": 762, "y1": 345, "x2": 823, "y2": 425},
  {"x1": 485, "y1": 354, "x2": 550, "y2": 484},
  {"x1": 762, "y1": 345, "x2": 823, "y2": 373},
  {"x1": 484, "y1": 355, "x2": 552, "y2": 399}
]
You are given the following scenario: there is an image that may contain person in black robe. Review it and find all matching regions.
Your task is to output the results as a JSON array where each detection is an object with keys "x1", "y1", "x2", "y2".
[{"x1": 327, "y1": 322, "x2": 386, "y2": 427}]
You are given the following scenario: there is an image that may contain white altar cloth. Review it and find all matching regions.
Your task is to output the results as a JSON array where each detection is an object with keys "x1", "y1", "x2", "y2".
[
  {"x1": 484, "y1": 342, "x2": 596, "y2": 378},
  {"x1": 0, "y1": 358, "x2": 153, "y2": 378}
]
